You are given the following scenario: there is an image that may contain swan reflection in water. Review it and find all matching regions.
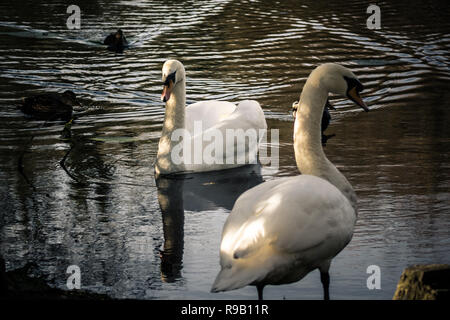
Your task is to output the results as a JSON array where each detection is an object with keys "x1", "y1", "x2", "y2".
[{"x1": 155, "y1": 164, "x2": 264, "y2": 282}]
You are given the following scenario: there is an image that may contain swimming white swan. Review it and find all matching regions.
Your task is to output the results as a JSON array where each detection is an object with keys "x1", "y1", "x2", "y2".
[
  {"x1": 211, "y1": 63, "x2": 369, "y2": 300},
  {"x1": 155, "y1": 60, "x2": 267, "y2": 177}
]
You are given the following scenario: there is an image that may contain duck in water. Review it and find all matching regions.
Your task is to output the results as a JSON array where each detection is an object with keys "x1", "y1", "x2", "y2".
[
  {"x1": 19, "y1": 90, "x2": 81, "y2": 121},
  {"x1": 104, "y1": 29, "x2": 128, "y2": 53}
]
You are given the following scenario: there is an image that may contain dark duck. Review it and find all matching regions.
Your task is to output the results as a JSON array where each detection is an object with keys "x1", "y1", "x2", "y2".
[
  {"x1": 104, "y1": 29, "x2": 128, "y2": 53},
  {"x1": 292, "y1": 98, "x2": 336, "y2": 146},
  {"x1": 19, "y1": 90, "x2": 80, "y2": 121}
]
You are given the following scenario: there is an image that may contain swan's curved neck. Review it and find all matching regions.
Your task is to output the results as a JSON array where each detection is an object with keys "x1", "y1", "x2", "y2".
[
  {"x1": 163, "y1": 80, "x2": 186, "y2": 132},
  {"x1": 294, "y1": 80, "x2": 357, "y2": 210},
  {"x1": 156, "y1": 79, "x2": 186, "y2": 175}
]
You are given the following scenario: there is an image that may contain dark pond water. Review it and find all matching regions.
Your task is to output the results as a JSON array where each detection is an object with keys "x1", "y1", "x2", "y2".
[{"x1": 0, "y1": 0, "x2": 449, "y2": 299}]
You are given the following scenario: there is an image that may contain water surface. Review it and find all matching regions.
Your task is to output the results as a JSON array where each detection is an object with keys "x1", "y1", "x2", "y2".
[{"x1": 0, "y1": 0, "x2": 449, "y2": 299}]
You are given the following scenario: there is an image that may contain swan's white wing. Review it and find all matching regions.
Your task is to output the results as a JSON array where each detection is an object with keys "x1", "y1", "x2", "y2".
[
  {"x1": 233, "y1": 100, "x2": 267, "y2": 135},
  {"x1": 221, "y1": 175, "x2": 354, "y2": 260},
  {"x1": 183, "y1": 100, "x2": 267, "y2": 171},
  {"x1": 185, "y1": 100, "x2": 236, "y2": 134},
  {"x1": 212, "y1": 175, "x2": 355, "y2": 291},
  {"x1": 209, "y1": 100, "x2": 266, "y2": 165},
  {"x1": 185, "y1": 99, "x2": 266, "y2": 135}
]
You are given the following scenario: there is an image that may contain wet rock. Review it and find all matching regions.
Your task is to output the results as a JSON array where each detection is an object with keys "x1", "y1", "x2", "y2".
[
  {"x1": 393, "y1": 264, "x2": 450, "y2": 300},
  {"x1": 0, "y1": 257, "x2": 111, "y2": 300}
]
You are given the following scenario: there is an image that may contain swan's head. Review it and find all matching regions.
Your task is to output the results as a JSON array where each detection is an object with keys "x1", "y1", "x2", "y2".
[
  {"x1": 161, "y1": 59, "x2": 185, "y2": 103},
  {"x1": 315, "y1": 63, "x2": 369, "y2": 112}
]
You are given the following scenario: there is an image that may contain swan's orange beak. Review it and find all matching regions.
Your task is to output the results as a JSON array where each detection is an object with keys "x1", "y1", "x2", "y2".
[
  {"x1": 347, "y1": 87, "x2": 369, "y2": 112},
  {"x1": 161, "y1": 80, "x2": 174, "y2": 103}
]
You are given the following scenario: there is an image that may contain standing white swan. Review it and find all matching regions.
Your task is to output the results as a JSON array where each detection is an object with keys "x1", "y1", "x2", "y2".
[
  {"x1": 155, "y1": 60, "x2": 267, "y2": 177},
  {"x1": 211, "y1": 63, "x2": 369, "y2": 300}
]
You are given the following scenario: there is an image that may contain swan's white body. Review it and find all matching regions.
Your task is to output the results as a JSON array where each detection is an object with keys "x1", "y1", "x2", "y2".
[
  {"x1": 155, "y1": 60, "x2": 267, "y2": 177},
  {"x1": 212, "y1": 63, "x2": 368, "y2": 299},
  {"x1": 212, "y1": 176, "x2": 354, "y2": 291}
]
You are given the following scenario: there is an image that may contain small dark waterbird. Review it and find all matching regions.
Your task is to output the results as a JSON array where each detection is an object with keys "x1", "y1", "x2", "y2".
[
  {"x1": 320, "y1": 99, "x2": 336, "y2": 145},
  {"x1": 104, "y1": 29, "x2": 128, "y2": 53},
  {"x1": 19, "y1": 90, "x2": 80, "y2": 121}
]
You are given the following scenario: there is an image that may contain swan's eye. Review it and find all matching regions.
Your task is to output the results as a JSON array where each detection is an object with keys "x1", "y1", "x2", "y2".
[
  {"x1": 343, "y1": 76, "x2": 364, "y2": 93},
  {"x1": 164, "y1": 71, "x2": 176, "y2": 86}
]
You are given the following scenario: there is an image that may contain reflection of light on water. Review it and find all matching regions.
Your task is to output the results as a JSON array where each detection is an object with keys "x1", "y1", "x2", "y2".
[{"x1": 0, "y1": 0, "x2": 448, "y2": 300}]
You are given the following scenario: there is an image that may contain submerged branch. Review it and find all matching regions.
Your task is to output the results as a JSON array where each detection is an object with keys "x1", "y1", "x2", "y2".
[
  {"x1": 59, "y1": 118, "x2": 88, "y2": 186},
  {"x1": 59, "y1": 142, "x2": 87, "y2": 186},
  {"x1": 17, "y1": 135, "x2": 36, "y2": 191}
]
